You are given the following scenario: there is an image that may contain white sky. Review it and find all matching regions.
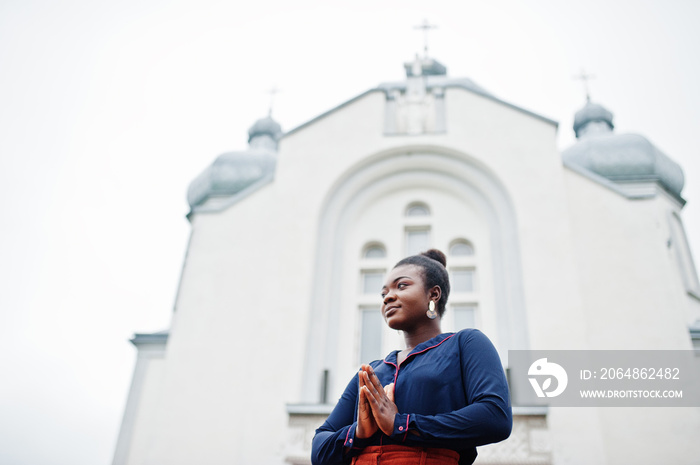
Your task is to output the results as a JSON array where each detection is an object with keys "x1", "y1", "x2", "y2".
[{"x1": 1, "y1": 1, "x2": 698, "y2": 464}]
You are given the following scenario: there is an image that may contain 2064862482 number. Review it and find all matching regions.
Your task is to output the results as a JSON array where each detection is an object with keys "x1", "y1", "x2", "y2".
[{"x1": 599, "y1": 367, "x2": 680, "y2": 380}]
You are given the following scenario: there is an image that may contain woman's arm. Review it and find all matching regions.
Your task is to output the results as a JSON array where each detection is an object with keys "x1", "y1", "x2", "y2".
[
  {"x1": 311, "y1": 370, "x2": 381, "y2": 465},
  {"x1": 311, "y1": 373, "x2": 358, "y2": 465},
  {"x1": 394, "y1": 398, "x2": 511, "y2": 448}
]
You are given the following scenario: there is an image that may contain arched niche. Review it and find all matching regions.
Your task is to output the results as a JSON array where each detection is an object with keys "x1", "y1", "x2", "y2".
[{"x1": 300, "y1": 145, "x2": 529, "y2": 402}]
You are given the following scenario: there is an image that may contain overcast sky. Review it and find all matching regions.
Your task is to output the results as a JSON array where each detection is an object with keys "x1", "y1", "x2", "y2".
[{"x1": 1, "y1": 1, "x2": 698, "y2": 464}]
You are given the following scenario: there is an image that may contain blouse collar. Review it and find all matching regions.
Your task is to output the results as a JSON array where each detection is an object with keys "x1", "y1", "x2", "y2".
[{"x1": 383, "y1": 332, "x2": 455, "y2": 366}]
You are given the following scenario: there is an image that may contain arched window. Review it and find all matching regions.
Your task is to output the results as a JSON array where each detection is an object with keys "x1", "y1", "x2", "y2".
[
  {"x1": 405, "y1": 228, "x2": 429, "y2": 256},
  {"x1": 363, "y1": 243, "x2": 386, "y2": 258},
  {"x1": 451, "y1": 268, "x2": 476, "y2": 292},
  {"x1": 448, "y1": 239, "x2": 478, "y2": 330},
  {"x1": 361, "y1": 271, "x2": 384, "y2": 295},
  {"x1": 404, "y1": 202, "x2": 431, "y2": 255},
  {"x1": 449, "y1": 239, "x2": 474, "y2": 256},
  {"x1": 405, "y1": 202, "x2": 430, "y2": 217}
]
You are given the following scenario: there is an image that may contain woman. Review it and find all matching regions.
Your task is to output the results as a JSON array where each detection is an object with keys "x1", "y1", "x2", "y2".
[{"x1": 311, "y1": 249, "x2": 512, "y2": 465}]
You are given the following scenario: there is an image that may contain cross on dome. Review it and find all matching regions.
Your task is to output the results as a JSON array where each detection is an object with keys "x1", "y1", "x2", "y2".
[
  {"x1": 414, "y1": 19, "x2": 437, "y2": 58},
  {"x1": 573, "y1": 69, "x2": 596, "y2": 102},
  {"x1": 267, "y1": 86, "x2": 281, "y2": 116}
]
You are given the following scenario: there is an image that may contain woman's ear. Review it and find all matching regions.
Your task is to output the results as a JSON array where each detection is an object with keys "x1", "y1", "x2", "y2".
[{"x1": 429, "y1": 285, "x2": 441, "y2": 303}]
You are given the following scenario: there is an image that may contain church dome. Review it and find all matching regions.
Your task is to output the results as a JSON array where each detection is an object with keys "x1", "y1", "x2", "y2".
[
  {"x1": 248, "y1": 115, "x2": 283, "y2": 143},
  {"x1": 563, "y1": 101, "x2": 684, "y2": 198},
  {"x1": 573, "y1": 100, "x2": 614, "y2": 138},
  {"x1": 187, "y1": 116, "x2": 282, "y2": 210}
]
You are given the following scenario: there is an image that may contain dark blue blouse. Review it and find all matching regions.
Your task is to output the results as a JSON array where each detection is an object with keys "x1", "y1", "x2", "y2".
[{"x1": 311, "y1": 329, "x2": 512, "y2": 465}]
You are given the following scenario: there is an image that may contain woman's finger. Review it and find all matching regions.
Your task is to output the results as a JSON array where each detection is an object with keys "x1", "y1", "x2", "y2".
[
  {"x1": 359, "y1": 385, "x2": 369, "y2": 412},
  {"x1": 368, "y1": 370, "x2": 386, "y2": 399},
  {"x1": 363, "y1": 382, "x2": 389, "y2": 409},
  {"x1": 360, "y1": 371, "x2": 377, "y2": 394},
  {"x1": 364, "y1": 366, "x2": 386, "y2": 398},
  {"x1": 357, "y1": 381, "x2": 378, "y2": 439},
  {"x1": 363, "y1": 385, "x2": 380, "y2": 407}
]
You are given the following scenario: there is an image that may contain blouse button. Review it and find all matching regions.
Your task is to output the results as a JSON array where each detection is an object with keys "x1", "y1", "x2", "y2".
[{"x1": 398, "y1": 426, "x2": 404, "y2": 431}]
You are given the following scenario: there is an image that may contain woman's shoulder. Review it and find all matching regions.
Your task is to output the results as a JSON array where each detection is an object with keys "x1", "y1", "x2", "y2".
[
  {"x1": 453, "y1": 328, "x2": 496, "y2": 346},
  {"x1": 455, "y1": 327, "x2": 483, "y2": 336}
]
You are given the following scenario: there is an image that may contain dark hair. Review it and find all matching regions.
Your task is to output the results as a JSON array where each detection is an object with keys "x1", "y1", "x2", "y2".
[{"x1": 394, "y1": 249, "x2": 450, "y2": 316}]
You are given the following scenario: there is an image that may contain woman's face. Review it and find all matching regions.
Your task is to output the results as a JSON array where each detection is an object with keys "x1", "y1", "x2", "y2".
[{"x1": 380, "y1": 264, "x2": 432, "y2": 331}]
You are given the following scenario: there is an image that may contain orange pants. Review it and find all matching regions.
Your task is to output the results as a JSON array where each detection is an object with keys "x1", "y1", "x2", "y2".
[{"x1": 351, "y1": 445, "x2": 460, "y2": 465}]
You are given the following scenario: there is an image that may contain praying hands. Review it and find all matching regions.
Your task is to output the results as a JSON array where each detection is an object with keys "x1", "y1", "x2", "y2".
[{"x1": 356, "y1": 364, "x2": 398, "y2": 438}]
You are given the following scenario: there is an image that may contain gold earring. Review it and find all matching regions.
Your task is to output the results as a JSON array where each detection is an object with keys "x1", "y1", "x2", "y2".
[{"x1": 426, "y1": 300, "x2": 437, "y2": 320}]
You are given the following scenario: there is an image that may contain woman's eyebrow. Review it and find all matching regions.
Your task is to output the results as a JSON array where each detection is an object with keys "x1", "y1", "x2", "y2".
[{"x1": 382, "y1": 276, "x2": 413, "y2": 291}]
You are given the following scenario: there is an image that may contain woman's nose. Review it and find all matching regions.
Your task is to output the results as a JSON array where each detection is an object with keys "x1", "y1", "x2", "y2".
[{"x1": 383, "y1": 291, "x2": 396, "y2": 305}]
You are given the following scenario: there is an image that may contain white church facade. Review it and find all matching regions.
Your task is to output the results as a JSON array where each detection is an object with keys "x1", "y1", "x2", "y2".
[{"x1": 112, "y1": 56, "x2": 700, "y2": 465}]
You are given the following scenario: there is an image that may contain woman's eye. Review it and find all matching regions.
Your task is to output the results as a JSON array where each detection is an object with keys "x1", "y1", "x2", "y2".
[{"x1": 398, "y1": 282, "x2": 407, "y2": 289}]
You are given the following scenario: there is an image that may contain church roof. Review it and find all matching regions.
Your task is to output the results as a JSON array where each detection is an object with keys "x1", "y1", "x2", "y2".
[
  {"x1": 131, "y1": 330, "x2": 169, "y2": 346},
  {"x1": 285, "y1": 58, "x2": 557, "y2": 138},
  {"x1": 563, "y1": 100, "x2": 684, "y2": 201},
  {"x1": 186, "y1": 57, "x2": 558, "y2": 216}
]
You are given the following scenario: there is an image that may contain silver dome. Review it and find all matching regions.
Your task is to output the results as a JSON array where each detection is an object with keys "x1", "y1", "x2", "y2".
[
  {"x1": 187, "y1": 116, "x2": 282, "y2": 210},
  {"x1": 563, "y1": 101, "x2": 684, "y2": 198}
]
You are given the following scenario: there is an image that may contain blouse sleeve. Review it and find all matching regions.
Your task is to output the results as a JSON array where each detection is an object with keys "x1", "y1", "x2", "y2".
[
  {"x1": 311, "y1": 372, "x2": 374, "y2": 465},
  {"x1": 391, "y1": 330, "x2": 512, "y2": 449}
]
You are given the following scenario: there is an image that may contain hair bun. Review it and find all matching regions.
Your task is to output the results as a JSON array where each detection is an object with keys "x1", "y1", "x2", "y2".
[{"x1": 421, "y1": 249, "x2": 447, "y2": 267}]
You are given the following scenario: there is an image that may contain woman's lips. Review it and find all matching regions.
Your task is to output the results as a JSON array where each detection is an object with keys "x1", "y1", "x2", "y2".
[{"x1": 384, "y1": 306, "x2": 400, "y2": 317}]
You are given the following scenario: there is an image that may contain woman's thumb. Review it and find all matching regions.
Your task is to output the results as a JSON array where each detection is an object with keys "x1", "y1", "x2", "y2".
[{"x1": 384, "y1": 383, "x2": 395, "y2": 402}]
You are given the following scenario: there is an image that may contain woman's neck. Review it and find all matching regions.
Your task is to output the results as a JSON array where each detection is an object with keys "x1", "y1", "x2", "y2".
[{"x1": 402, "y1": 323, "x2": 442, "y2": 352}]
